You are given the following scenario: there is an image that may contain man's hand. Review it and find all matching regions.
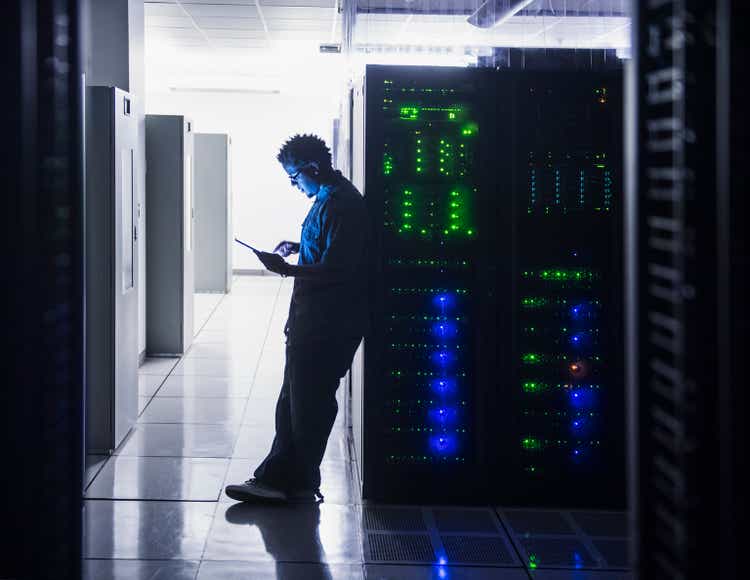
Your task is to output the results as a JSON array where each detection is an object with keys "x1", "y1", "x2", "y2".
[
  {"x1": 273, "y1": 240, "x2": 300, "y2": 258},
  {"x1": 256, "y1": 251, "x2": 290, "y2": 276}
]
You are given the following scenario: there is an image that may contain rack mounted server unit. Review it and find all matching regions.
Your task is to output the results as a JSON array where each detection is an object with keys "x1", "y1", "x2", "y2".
[{"x1": 351, "y1": 65, "x2": 624, "y2": 508}]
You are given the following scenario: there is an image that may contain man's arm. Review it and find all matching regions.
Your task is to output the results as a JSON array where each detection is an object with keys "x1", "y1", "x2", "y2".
[{"x1": 287, "y1": 198, "x2": 366, "y2": 281}]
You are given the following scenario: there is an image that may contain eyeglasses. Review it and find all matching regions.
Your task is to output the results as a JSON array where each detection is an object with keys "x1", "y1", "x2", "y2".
[{"x1": 288, "y1": 165, "x2": 308, "y2": 184}]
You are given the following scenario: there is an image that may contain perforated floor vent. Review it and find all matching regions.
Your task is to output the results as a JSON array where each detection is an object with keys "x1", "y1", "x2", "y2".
[
  {"x1": 365, "y1": 533, "x2": 435, "y2": 563},
  {"x1": 363, "y1": 507, "x2": 426, "y2": 532},
  {"x1": 434, "y1": 508, "x2": 500, "y2": 534},
  {"x1": 442, "y1": 535, "x2": 513, "y2": 565}
]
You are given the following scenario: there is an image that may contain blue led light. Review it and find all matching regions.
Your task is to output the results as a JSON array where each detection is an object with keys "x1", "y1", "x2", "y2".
[
  {"x1": 432, "y1": 320, "x2": 458, "y2": 339},
  {"x1": 438, "y1": 557, "x2": 447, "y2": 566},
  {"x1": 429, "y1": 433, "x2": 458, "y2": 455},
  {"x1": 569, "y1": 387, "x2": 597, "y2": 409},
  {"x1": 433, "y1": 292, "x2": 456, "y2": 311},
  {"x1": 430, "y1": 377, "x2": 457, "y2": 395},
  {"x1": 570, "y1": 332, "x2": 589, "y2": 348},
  {"x1": 431, "y1": 349, "x2": 457, "y2": 367},
  {"x1": 428, "y1": 406, "x2": 458, "y2": 426}
]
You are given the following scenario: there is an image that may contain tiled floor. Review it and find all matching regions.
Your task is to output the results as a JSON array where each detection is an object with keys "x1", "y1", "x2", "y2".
[{"x1": 83, "y1": 276, "x2": 632, "y2": 580}]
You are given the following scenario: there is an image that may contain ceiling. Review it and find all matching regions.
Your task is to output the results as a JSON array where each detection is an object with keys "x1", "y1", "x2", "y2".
[
  {"x1": 144, "y1": 1, "x2": 631, "y2": 94},
  {"x1": 145, "y1": 0, "x2": 341, "y2": 51}
]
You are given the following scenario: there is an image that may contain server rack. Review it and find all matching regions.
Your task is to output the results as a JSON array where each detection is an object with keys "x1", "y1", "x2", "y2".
[
  {"x1": 85, "y1": 86, "x2": 139, "y2": 453},
  {"x1": 502, "y1": 72, "x2": 625, "y2": 507},
  {"x1": 352, "y1": 65, "x2": 624, "y2": 507},
  {"x1": 145, "y1": 115, "x2": 195, "y2": 355}
]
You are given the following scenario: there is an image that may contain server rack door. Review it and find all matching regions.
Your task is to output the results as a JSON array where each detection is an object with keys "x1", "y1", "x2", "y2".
[
  {"x1": 182, "y1": 119, "x2": 195, "y2": 350},
  {"x1": 360, "y1": 65, "x2": 494, "y2": 503},
  {"x1": 497, "y1": 70, "x2": 625, "y2": 508},
  {"x1": 113, "y1": 87, "x2": 139, "y2": 448}
]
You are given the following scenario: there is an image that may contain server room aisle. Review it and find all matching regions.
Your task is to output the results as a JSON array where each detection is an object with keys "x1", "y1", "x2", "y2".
[{"x1": 82, "y1": 276, "x2": 631, "y2": 580}]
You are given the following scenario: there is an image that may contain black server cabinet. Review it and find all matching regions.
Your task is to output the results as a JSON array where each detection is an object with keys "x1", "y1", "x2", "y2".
[
  {"x1": 501, "y1": 73, "x2": 625, "y2": 508},
  {"x1": 352, "y1": 65, "x2": 623, "y2": 507},
  {"x1": 353, "y1": 66, "x2": 501, "y2": 504}
]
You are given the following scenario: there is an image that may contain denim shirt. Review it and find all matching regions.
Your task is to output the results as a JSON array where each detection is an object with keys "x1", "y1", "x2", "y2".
[{"x1": 285, "y1": 171, "x2": 369, "y2": 343}]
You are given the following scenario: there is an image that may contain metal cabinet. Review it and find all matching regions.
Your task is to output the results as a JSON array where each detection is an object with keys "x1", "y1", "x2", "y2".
[
  {"x1": 145, "y1": 114, "x2": 195, "y2": 355},
  {"x1": 85, "y1": 86, "x2": 139, "y2": 453},
  {"x1": 194, "y1": 133, "x2": 232, "y2": 293}
]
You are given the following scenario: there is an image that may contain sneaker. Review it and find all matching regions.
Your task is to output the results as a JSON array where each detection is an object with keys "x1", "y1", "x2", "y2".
[{"x1": 225, "y1": 478, "x2": 288, "y2": 503}]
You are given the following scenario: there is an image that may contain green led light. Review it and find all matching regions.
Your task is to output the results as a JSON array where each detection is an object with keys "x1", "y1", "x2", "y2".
[
  {"x1": 403, "y1": 223, "x2": 412, "y2": 230},
  {"x1": 467, "y1": 229, "x2": 474, "y2": 235},
  {"x1": 383, "y1": 153, "x2": 393, "y2": 175},
  {"x1": 402, "y1": 212, "x2": 412, "y2": 218},
  {"x1": 522, "y1": 353, "x2": 542, "y2": 364},
  {"x1": 522, "y1": 381, "x2": 547, "y2": 393},
  {"x1": 448, "y1": 112, "x2": 456, "y2": 119},
  {"x1": 521, "y1": 297, "x2": 548, "y2": 308},
  {"x1": 535, "y1": 268, "x2": 595, "y2": 281},
  {"x1": 450, "y1": 224, "x2": 459, "y2": 230},
  {"x1": 400, "y1": 106, "x2": 419, "y2": 120},
  {"x1": 522, "y1": 438, "x2": 541, "y2": 451},
  {"x1": 450, "y1": 191, "x2": 460, "y2": 197},
  {"x1": 529, "y1": 555, "x2": 539, "y2": 569}
]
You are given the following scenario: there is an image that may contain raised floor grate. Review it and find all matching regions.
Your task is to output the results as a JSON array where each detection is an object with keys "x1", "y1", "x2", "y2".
[
  {"x1": 365, "y1": 532, "x2": 435, "y2": 563},
  {"x1": 363, "y1": 507, "x2": 426, "y2": 532},
  {"x1": 442, "y1": 535, "x2": 513, "y2": 565}
]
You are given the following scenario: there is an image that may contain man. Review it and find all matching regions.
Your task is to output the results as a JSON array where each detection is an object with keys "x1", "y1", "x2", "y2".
[{"x1": 225, "y1": 134, "x2": 368, "y2": 503}]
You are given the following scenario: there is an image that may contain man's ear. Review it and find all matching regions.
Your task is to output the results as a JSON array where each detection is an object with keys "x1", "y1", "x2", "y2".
[{"x1": 309, "y1": 160, "x2": 320, "y2": 176}]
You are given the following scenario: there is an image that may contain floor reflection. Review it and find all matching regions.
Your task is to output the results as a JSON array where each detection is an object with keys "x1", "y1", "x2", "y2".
[{"x1": 225, "y1": 502, "x2": 333, "y2": 580}]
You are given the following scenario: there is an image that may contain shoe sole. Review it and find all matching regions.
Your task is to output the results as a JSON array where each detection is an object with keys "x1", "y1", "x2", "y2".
[{"x1": 225, "y1": 485, "x2": 287, "y2": 503}]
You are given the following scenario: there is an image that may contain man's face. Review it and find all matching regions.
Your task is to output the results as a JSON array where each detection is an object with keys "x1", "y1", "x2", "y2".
[{"x1": 284, "y1": 162, "x2": 320, "y2": 198}]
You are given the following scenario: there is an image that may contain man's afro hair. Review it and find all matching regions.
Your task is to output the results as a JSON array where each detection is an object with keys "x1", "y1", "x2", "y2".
[{"x1": 277, "y1": 134, "x2": 332, "y2": 169}]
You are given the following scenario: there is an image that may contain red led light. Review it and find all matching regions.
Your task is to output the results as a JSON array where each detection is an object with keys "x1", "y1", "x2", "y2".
[{"x1": 568, "y1": 360, "x2": 588, "y2": 378}]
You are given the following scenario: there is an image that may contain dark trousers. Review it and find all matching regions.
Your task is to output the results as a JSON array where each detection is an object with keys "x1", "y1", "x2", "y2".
[{"x1": 254, "y1": 336, "x2": 361, "y2": 492}]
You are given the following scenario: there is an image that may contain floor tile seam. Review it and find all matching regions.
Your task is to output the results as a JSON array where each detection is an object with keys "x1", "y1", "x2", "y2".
[
  {"x1": 116, "y1": 454, "x2": 237, "y2": 459},
  {"x1": 84, "y1": 497, "x2": 222, "y2": 504},
  {"x1": 504, "y1": 532, "x2": 629, "y2": 540},
  {"x1": 561, "y1": 510, "x2": 611, "y2": 568},
  {"x1": 83, "y1": 557, "x2": 202, "y2": 563},
  {"x1": 523, "y1": 564, "x2": 629, "y2": 571},
  {"x1": 493, "y1": 507, "x2": 531, "y2": 571},
  {"x1": 83, "y1": 457, "x2": 112, "y2": 493},
  {"x1": 360, "y1": 559, "x2": 525, "y2": 569},
  {"x1": 153, "y1": 394, "x2": 251, "y2": 399},
  {"x1": 215, "y1": 495, "x2": 363, "y2": 503},
  {"x1": 189, "y1": 292, "x2": 230, "y2": 352},
  {"x1": 84, "y1": 496, "x2": 224, "y2": 503},
  {"x1": 170, "y1": 373, "x2": 256, "y2": 379},
  {"x1": 136, "y1": 374, "x2": 172, "y2": 418},
  {"x1": 195, "y1": 486, "x2": 224, "y2": 564},
  {"x1": 136, "y1": 420, "x2": 247, "y2": 426}
]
